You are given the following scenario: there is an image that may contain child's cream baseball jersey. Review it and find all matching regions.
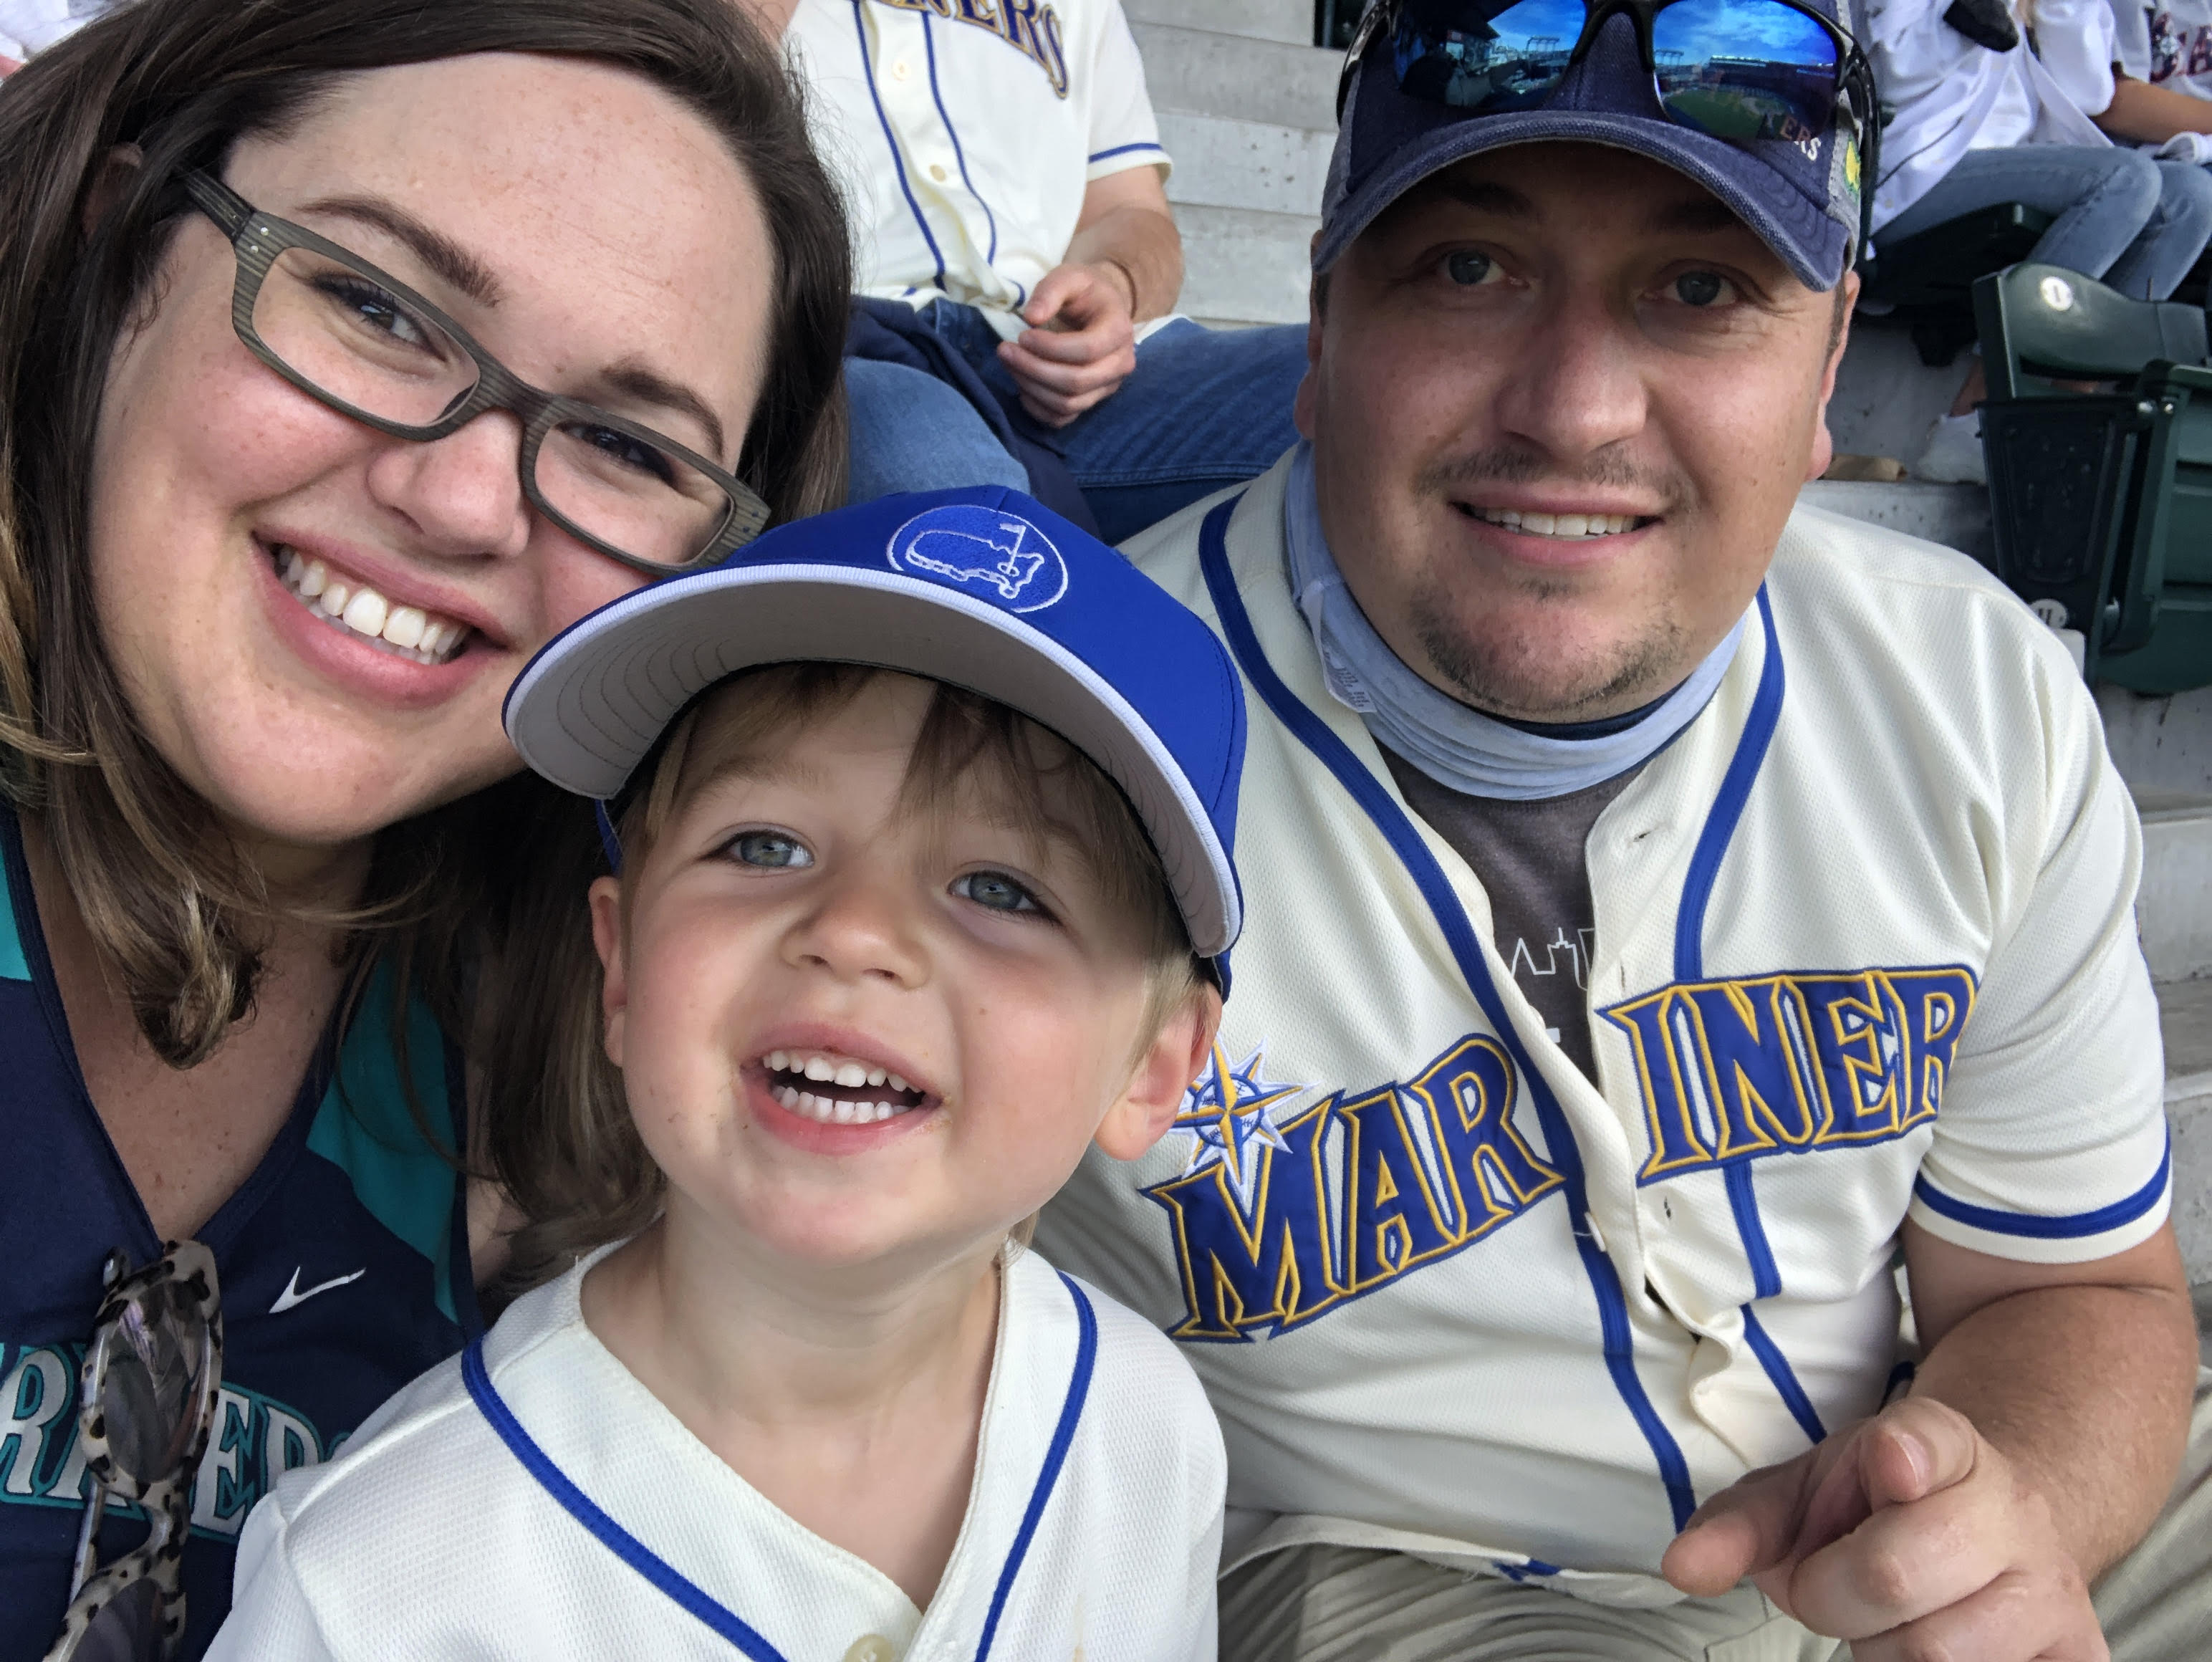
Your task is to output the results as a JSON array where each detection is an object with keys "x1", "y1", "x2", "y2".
[{"x1": 209, "y1": 1244, "x2": 1225, "y2": 1658}]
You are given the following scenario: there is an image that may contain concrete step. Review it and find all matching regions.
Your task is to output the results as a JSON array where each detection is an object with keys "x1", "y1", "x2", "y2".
[
  {"x1": 1176, "y1": 202, "x2": 1319, "y2": 327},
  {"x1": 1794, "y1": 479, "x2": 1996, "y2": 569},
  {"x1": 2160, "y1": 979, "x2": 2212, "y2": 1291},
  {"x1": 1133, "y1": 21, "x2": 1339, "y2": 130},
  {"x1": 1158, "y1": 110, "x2": 1333, "y2": 218},
  {"x1": 2140, "y1": 797, "x2": 2212, "y2": 985},
  {"x1": 1125, "y1": 0, "x2": 1312, "y2": 45}
]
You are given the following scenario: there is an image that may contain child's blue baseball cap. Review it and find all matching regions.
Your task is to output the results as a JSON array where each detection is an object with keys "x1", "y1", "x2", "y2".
[{"x1": 504, "y1": 486, "x2": 1247, "y2": 969}]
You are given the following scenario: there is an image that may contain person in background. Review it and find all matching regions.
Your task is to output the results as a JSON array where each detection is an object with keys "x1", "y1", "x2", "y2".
[
  {"x1": 759, "y1": 0, "x2": 1310, "y2": 544},
  {"x1": 2082, "y1": 1, "x2": 2212, "y2": 157},
  {"x1": 1870, "y1": 0, "x2": 2212, "y2": 482},
  {"x1": 0, "y1": 0, "x2": 848, "y2": 1653}
]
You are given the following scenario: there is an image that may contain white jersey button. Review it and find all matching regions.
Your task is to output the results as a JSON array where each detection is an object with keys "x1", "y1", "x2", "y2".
[
  {"x1": 928, "y1": 162, "x2": 948, "y2": 181},
  {"x1": 891, "y1": 58, "x2": 911, "y2": 80},
  {"x1": 842, "y1": 1638, "x2": 896, "y2": 1662}
]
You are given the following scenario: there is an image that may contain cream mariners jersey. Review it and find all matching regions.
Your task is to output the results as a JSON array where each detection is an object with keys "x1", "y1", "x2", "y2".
[
  {"x1": 1036, "y1": 457, "x2": 2170, "y2": 1604},
  {"x1": 787, "y1": 0, "x2": 1169, "y2": 329},
  {"x1": 211, "y1": 1245, "x2": 1224, "y2": 1660}
]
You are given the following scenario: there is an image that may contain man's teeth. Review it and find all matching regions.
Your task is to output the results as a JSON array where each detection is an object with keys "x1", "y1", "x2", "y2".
[
  {"x1": 1477, "y1": 508, "x2": 1638, "y2": 538},
  {"x1": 761, "y1": 1047, "x2": 918, "y2": 1126},
  {"x1": 274, "y1": 546, "x2": 468, "y2": 665}
]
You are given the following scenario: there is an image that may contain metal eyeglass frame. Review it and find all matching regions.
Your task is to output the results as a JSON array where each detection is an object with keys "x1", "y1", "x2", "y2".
[
  {"x1": 181, "y1": 170, "x2": 771, "y2": 575},
  {"x1": 1334, "y1": 0, "x2": 1881, "y2": 265},
  {"x1": 44, "y1": 1241, "x2": 223, "y2": 1662}
]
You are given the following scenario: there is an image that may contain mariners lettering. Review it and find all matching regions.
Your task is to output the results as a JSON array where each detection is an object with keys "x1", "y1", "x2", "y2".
[
  {"x1": 0, "y1": 1342, "x2": 327, "y2": 1538},
  {"x1": 1601, "y1": 966, "x2": 1978, "y2": 1184},
  {"x1": 1146, "y1": 1039, "x2": 1564, "y2": 1342},
  {"x1": 877, "y1": 0, "x2": 1071, "y2": 97}
]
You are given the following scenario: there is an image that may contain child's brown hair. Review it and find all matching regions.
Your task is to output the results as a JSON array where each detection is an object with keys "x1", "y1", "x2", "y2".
[{"x1": 482, "y1": 662, "x2": 1202, "y2": 1292}]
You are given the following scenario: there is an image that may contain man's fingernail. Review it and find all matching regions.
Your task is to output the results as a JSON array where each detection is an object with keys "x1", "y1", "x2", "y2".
[{"x1": 1898, "y1": 1431, "x2": 1930, "y2": 1485}]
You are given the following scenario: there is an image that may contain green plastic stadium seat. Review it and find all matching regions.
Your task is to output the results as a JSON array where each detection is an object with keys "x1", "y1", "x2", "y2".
[
  {"x1": 1862, "y1": 203, "x2": 2056, "y2": 366},
  {"x1": 1971, "y1": 263, "x2": 2212, "y2": 692}
]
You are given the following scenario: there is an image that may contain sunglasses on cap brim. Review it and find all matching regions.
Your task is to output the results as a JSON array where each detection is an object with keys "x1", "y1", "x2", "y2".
[{"x1": 1338, "y1": 0, "x2": 1879, "y2": 267}]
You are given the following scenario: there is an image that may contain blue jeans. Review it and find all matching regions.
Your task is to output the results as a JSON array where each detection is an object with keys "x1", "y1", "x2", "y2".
[
  {"x1": 845, "y1": 300, "x2": 1308, "y2": 544},
  {"x1": 1879, "y1": 145, "x2": 2212, "y2": 300}
]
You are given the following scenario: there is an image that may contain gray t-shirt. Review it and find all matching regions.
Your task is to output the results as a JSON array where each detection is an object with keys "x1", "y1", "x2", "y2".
[{"x1": 1380, "y1": 749, "x2": 1644, "y2": 1080}]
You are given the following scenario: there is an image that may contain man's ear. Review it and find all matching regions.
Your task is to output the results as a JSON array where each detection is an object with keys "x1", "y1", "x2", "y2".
[
  {"x1": 588, "y1": 875, "x2": 630, "y2": 1070},
  {"x1": 82, "y1": 145, "x2": 144, "y2": 241},
  {"x1": 1095, "y1": 979, "x2": 1225, "y2": 1161},
  {"x1": 1805, "y1": 268, "x2": 1860, "y2": 482}
]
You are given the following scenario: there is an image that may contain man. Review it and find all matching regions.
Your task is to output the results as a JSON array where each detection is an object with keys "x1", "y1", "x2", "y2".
[
  {"x1": 771, "y1": 0, "x2": 1309, "y2": 541},
  {"x1": 1037, "y1": 1, "x2": 2211, "y2": 1656}
]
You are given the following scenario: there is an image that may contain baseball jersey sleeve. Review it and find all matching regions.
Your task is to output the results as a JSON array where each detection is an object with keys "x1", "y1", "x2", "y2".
[
  {"x1": 203, "y1": 1492, "x2": 342, "y2": 1661},
  {"x1": 2110, "y1": 0, "x2": 2154, "y2": 82},
  {"x1": 1085, "y1": 3, "x2": 1171, "y2": 183},
  {"x1": 1906, "y1": 637, "x2": 2170, "y2": 1265}
]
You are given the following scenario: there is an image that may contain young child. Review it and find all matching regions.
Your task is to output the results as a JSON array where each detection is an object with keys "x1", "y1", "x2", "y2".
[{"x1": 208, "y1": 488, "x2": 1246, "y2": 1661}]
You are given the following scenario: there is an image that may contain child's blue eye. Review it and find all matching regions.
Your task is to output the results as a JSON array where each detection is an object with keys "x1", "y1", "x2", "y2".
[
  {"x1": 952, "y1": 870, "x2": 1044, "y2": 916},
  {"x1": 726, "y1": 830, "x2": 812, "y2": 869}
]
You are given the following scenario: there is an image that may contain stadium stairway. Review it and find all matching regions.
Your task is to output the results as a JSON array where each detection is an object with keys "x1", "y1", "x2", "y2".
[{"x1": 1129, "y1": 6, "x2": 2212, "y2": 1311}]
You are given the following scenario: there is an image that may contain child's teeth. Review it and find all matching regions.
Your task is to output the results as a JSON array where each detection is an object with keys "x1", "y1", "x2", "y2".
[
  {"x1": 342, "y1": 589, "x2": 388, "y2": 638},
  {"x1": 888, "y1": 1074, "x2": 908, "y2": 1094},
  {"x1": 766, "y1": 1050, "x2": 789, "y2": 1072},
  {"x1": 867, "y1": 1067, "x2": 887, "y2": 1087},
  {"x1": 834, "y1": 1061, "x2": 867, "y2": 1087},
  {"x1": 804, "y1": 1057, "x2": 837, "y2": 1081},
  {"x1": 832, "y1": 1099, "x2": 857, "y2": 1124}
]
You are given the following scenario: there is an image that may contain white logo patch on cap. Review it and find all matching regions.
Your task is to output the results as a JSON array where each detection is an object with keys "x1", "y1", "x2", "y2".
[{"x1": 888, "y1": 504, "x2": 1068, "y2": 614}]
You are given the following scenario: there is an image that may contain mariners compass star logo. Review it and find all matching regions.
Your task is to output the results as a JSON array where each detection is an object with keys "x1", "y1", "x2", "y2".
[
  {"x1": 1172, "y1": 1044, "x2": 1307, "y2": 1218},
  {"x1": 888, "y1": 504, "x2": 1069, "y2": 614}
]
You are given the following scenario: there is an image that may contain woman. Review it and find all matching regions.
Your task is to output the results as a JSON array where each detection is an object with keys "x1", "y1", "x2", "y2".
[{"x1": 0, "y1": 0, "x2": 848, "y2": 1653}]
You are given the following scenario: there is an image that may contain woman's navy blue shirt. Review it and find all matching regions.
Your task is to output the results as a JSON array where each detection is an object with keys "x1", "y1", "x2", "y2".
[{"x1": 0, "y1": 807, "x2": 481, "y2": 1656}]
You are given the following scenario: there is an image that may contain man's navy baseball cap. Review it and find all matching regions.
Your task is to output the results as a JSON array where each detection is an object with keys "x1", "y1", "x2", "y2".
[
  {"x1": 504, "y1": 486, "x2": 1247, "y2": 967},
  {"x1": 1317, "y1": 2, "x2": 1867, "y2": 291}
]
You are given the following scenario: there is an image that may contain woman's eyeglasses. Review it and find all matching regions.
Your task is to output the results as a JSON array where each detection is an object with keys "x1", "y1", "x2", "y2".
[
  {"x1": 182, "y1": 170, "x2": 770, "y2": 576},
  {"x1": 1340, "y1": 0, "x2": 1880, "y2": 256},
  {"x1": 44, "y1": 1241, "x2": 223, "y2": 1662}
]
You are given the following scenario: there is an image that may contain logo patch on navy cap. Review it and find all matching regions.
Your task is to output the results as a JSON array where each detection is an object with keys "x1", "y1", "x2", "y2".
[{"x1": 888, "y1": 504, "x2": 1068, "y2": 614}]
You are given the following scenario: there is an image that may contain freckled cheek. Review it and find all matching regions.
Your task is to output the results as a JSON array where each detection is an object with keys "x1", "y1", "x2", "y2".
[{"x1": 533, "y1": 537, "x2": 652, "y2": 643}]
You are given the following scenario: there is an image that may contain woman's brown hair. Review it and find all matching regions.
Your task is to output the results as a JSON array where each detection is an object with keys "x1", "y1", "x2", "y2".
[{"x1": 0, "y1": 0, "x2": 851, "y2": 1066}]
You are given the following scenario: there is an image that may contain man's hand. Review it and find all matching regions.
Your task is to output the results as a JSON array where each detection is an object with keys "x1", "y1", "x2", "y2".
[
  {"x1": 1663, "y1": 1396, "x2": 2105, "y2": 1660},
  {"x1": 997, "y1": 261, "x2": 1139, "y2": 428}
]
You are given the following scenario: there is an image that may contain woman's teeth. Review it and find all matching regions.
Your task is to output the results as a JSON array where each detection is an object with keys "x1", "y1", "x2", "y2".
[
  {"x1": 274, "y1": 546, "x2": 470, "y2": 665},
  {"x1": 761, "y1": 1048, "x2": 920, "y2": 1127},
  {"x1": 1476, "y1": 507, "x2": 1640, "y2": 538}
]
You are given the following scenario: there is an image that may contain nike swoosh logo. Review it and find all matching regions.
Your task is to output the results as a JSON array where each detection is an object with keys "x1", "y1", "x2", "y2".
[{"x1": 270, "y1": 1266, "x2": 367, "y2": 1315}]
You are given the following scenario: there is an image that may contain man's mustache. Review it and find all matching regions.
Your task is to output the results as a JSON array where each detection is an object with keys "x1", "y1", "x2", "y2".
[{"x1": 1414, "y1": 446, "x2": 1690, "y2": 511}]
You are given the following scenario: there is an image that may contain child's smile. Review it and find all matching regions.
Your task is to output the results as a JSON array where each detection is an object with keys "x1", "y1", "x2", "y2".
[{"x1": 758, "y1": 1045, "x2": 928, "y2": 1126}]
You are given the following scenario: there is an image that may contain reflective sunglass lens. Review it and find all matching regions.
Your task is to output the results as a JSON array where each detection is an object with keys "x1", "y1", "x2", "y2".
[
  {"x1": 1393, "y1": 0, "x2": 1586, "y2": 112},
  {"x1": 1650, "y1": 0, "x2": 1840, "y2": 144},
  {"x1": 67, "y1": 1577, "x2": 163, "y2": 1662},
  {"x1": 99, "y1": 1287, "x2": 210, "y2": 1488}
]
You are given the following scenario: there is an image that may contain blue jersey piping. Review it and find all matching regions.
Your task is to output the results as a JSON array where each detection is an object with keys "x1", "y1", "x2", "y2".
[
  {"x1": 852, "y1": 0, "x2": 948, "y2": 292},
  {"x1": 1195, "y1": 496, "x2": 1700, "y2": 1531},
  {"x1": 1087, "y1": 141, "x2": 1165, "y2": 164},
  {"x1": 971, "y1": 1272, "x2": 1098, "y2": 1661},
  {"x1": 922, "y1": 14, "x2": 1005, "y2": 283},
  {"x1": 466, "y1": 1271, "x2": 1099, "y2": 1658},
  {"x1": 1913, "y1": 1133, "x2": 2173, "y2": 1238},
  {"x1": 1663, "y1": 587, "x2": 1823, "y2": 1444}
]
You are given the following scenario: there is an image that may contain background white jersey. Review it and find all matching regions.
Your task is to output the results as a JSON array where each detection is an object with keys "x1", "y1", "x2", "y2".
[
  {"x1": 211, "y1": 1246, "x2": 1224, "y2": 1660},
  {"x1": 2112, "y1": 0, "x2": 2212, "y2": 99},
  {"x1": 1037, "y1": 457, "x2": 2170, "y2": 1605},
  {"x1": 787, "y1": 0, "x2": 1169, "y2": 331}
]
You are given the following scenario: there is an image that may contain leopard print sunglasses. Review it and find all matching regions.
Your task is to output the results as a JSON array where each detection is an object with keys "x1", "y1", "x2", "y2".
[{"x1": 43, "y1": 1241, "x2": 223, "y2": 1662}]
